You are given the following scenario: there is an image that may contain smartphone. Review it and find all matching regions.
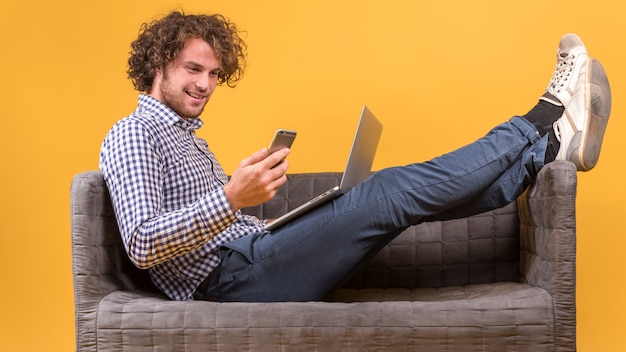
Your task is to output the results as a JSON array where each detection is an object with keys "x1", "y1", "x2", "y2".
[{"x1": 268, "y1": 129, "x2": 297, "y2": 154}]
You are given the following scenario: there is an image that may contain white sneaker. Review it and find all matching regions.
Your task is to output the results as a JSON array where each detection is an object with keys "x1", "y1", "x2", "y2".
[
  {"x1": 554, "y1": 58, "x2": 612, "y2": 171},
  {"x1": 540, "y1": 33, "x2": 589, "y2": 107}
]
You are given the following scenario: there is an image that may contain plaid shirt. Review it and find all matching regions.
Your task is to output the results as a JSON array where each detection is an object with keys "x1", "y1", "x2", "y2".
[{"x1": 99, "y1": 94, "x2": 265, "y2": 301}]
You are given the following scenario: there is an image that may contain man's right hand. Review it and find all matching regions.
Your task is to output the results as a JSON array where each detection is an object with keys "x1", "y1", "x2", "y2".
[{"x1": 223, "y1": 147, "x2": 290, "y2": 212}]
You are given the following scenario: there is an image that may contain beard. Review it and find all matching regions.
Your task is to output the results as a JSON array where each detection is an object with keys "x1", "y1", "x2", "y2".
[{"x1": 158, "y1": 71, "x2": 208, "y2": 120}]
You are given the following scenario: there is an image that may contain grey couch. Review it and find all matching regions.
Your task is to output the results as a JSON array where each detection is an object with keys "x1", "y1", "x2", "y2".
[{"x1": 71, "y1": 161, "x2": 577, "y2": 351}]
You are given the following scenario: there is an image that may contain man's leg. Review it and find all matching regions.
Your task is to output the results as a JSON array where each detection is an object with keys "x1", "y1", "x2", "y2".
[{"x1": 209, "y1": 117, "x2": 546, "y2": 302}]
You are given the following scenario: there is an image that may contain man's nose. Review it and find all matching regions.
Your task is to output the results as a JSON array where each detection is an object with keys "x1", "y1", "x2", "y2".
[{"x1": 196, "y1": 73, "x2": 210, "y2": 90}]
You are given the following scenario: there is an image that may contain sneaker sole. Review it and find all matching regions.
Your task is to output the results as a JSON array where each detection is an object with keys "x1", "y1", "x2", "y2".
[{"x1": 568, "y1": 58, "x2": 612, "y2": 171}]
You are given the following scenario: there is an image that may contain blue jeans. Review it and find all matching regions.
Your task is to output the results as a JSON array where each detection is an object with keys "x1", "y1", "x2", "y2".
[{"x1": 207, "y1": 116, "x2": 547, "y2": 302}]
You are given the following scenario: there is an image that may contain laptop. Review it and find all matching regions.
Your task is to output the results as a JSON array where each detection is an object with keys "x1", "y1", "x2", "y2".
[{"x1": 265, "y1": 105, "x2": 383, "y2": 231}]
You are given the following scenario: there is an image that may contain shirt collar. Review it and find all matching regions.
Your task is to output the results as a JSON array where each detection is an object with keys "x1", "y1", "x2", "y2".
[{"x1": 136, "y1": 94, "x2": 204, "y2": 131}]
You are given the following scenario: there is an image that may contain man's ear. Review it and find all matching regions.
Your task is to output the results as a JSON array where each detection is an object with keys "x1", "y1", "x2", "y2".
[{"x1": 149, "y1": 67, "x2": 163, "y2": 96}]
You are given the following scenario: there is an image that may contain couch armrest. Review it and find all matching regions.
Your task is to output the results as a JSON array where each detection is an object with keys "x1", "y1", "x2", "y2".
[
  {"x1": 517, "y1": 160, "x2": 577, "y2": 351},
  {"x1": 71, "y1": 171, "x2": 155, "y2": 351}
]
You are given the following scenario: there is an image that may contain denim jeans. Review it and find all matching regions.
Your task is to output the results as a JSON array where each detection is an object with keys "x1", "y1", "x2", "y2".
[{"x1": 205, "y1": 116, "x2": 547, "y2": 302}]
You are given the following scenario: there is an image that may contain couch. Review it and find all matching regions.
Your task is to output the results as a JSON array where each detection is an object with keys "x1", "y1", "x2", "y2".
[{"x1": 71, "y1": 160, "x2": 577, "y2": 351}]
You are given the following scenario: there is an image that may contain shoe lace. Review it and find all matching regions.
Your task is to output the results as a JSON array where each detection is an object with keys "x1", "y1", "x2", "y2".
[
  {"x1": 553, "y1": 119, "x2": 563, "y2": 142},
  {"x1": 549, "y1": 53, "x2": 576, "y2": 93}
]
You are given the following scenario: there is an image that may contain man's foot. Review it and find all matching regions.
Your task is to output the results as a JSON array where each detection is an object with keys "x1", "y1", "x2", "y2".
[
  {"x1": 554, "y1": 58, "x2": 612, "y2": 171},
  {"x1": 540, "y1": 33, "x2": 589, "y2": 107}
]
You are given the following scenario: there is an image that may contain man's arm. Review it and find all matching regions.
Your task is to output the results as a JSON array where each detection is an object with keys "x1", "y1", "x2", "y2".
[
  {"x1": 100, "y1": 119, "x2": 290, "y2": 269},
  {"x1": 100, "y1": 120, "x2": 239, "y2": 269}
]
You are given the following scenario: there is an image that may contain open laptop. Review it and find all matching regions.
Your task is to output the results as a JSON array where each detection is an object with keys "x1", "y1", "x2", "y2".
[{"x1": 265, "y1": 106, "x2": 383, "y2": 231}]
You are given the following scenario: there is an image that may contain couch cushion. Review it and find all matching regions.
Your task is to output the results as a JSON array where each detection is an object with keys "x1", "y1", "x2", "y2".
[
  {"x1": 96, "y1": 282, "x2": 554, "y2": 351},
  {"x1": 340, "y1": 201, "x2": 520, "y2": 289},
  {"x1": 242, "y1": 172, "x2": 521, "y2": 290}
]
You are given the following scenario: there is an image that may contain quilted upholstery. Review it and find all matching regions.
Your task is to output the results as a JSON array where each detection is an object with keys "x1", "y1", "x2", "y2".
[{"x1": 71, "y1": 161, "x2": 577, "y2": 351}]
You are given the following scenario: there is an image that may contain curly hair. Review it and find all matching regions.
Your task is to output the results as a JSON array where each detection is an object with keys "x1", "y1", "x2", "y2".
[{"x1": 127, "y1": 11, "x2": 247, "y2": 92}]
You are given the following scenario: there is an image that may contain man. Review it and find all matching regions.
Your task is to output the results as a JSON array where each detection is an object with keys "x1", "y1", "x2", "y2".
[{"x1": 100, "y1": 11, "x2": 612, "y2": 302}]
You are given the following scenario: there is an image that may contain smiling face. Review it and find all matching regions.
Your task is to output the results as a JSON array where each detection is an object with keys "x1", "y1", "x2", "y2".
[{"x1": 149, "y1": 37, "x2": 221, "y2": 120}]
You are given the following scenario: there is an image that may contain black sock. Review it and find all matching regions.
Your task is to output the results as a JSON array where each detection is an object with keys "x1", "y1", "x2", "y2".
[
  {"x1": 522, "y1": 100, "x2": 564, "y2": 136},
  {"x1": 544, "y1": 129, "x2": 560, "y2": 163}
]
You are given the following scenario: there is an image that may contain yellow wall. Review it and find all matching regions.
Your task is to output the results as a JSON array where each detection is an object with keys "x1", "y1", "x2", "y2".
[{"x1": 1, "y1": 0, "x2": 624, "y2": 350}]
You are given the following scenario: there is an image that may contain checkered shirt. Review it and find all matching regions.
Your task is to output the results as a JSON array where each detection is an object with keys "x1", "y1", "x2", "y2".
[{"x1": 99, "y1": 94, "x2": 266, "y2": 301}]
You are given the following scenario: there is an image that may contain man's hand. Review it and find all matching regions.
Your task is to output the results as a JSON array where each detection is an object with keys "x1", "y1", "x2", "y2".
[{"x1": 224, "y1": 147, "x2": 290, "y2": 211}]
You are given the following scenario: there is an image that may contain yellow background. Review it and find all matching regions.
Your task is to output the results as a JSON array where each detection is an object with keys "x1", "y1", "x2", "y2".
[{"x1": 1, "y1": 0, "x2": 624, "y2": 350}]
